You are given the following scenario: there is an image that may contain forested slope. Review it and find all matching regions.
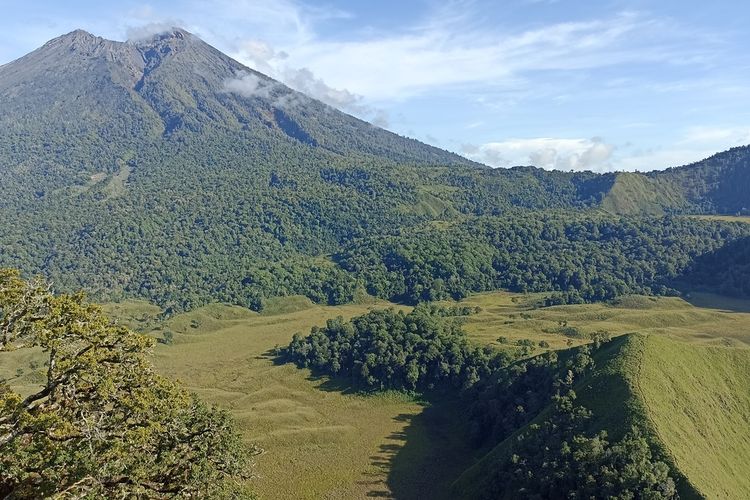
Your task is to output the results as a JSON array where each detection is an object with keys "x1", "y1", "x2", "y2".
[
  {"x1": 3, "y1": 29, "x2": 750, "y2": 312},
  {"x1": 601, "y1": 146, "x2": 750, "y2": 215},
  {"x1": 454, "y1": 334, "x2": 750, "y2": 499}
]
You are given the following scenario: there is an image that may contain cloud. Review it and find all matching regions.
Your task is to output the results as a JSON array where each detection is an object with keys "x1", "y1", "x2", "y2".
[
  {"x1": 614, "y1": 148, "x2": 709, "y2": 171},
  {"x1": 614, "y1": 126, "x2": 750, "y2": 171},
  {"x1": 680, "y1": 126, "x2": 750, "y2": 146},
  {"x1": 223, "y1": 71, "x2": 275, "y2": 99},
  {"x1": 229, "y1": 37, "x2": 389, "y2": 127},
  {"x1": 462, "y1": 137, "x2": 615, "y2": 171},
  {"x1": 128, "y1": 5, "x2": 155, "y2": 21},
  {"x1": 126, "y1": 22, "x2": 177, "y2": 42},
  {"x1": 282, "y1": 11, "x2": 716, "y2": 101}
]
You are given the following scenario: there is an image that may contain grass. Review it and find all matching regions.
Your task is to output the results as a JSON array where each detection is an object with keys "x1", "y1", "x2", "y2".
[
  {"x1": 687, "y1": 214, "x2": 750, "y2": 224},
  {"x1": 600, "y1": 173, "x2": 687, "y2": 215},
  {"x1": 7, "y1": 291, "x2": 750, "y2": 498},
  {"x1": 638, "y1": 336, "x2": 750, "y2": 498},
  {"x1": 135, "y1": 300, "x2": 425, "y2": 499},
  {"x1": 448, "y1": 291, "x2": 750, "y2": 351}
]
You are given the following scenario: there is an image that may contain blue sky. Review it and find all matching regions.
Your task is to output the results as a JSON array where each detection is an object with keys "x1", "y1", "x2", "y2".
[{"x1": 2, "y1": 0, "x2": 750, "y2": 171}]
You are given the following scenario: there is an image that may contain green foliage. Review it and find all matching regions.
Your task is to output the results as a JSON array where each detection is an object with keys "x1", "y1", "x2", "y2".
[
  {"x1": 286, "y1": 305, "x2": 503, "y2": 392},
  {"x1": 467, "y1": 346, "x2": 595, "y2": 447},
  {"x1": 487, "y1": 391, "x2": 677, "y2": 499},
  {"x1": 0, "y1": 269, "x2": 256, "y2": 498},
  {"x1": 337, "y1": 214, "x2": 750, "y2": 304},
  {"x1": 682, "y1": 235, "x2": 750, "y2": 297},
  {"x1": 158, "y1": 330, "x2": 175, "y2": 345}
]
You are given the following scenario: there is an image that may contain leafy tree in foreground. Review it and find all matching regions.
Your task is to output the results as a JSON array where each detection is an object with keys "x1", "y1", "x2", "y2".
[{"x1": 0, "y1": 269, "x2": 257, "y2": 498}]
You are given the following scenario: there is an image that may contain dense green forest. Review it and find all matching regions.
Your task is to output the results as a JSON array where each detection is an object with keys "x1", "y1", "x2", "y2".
[
  {"x1": 480, "y1": 390, "x2": 677, "y2": 499},
  {"x1": 682, "y1": 235, "x2": 750, "y2": 297},
  {"x1": 286, "y1": 305, "x2": 501, "y2": 391},
  {"x1": 336, "y1": 215, "x2": 750, "y2": 305},
  {"x1": 3, "y1": 30, "x2": 750, "y2": 315}
]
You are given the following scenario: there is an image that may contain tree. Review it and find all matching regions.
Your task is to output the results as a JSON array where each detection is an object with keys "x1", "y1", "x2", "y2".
[
  {"x1": 0, "y1": 269, "x2": 257, "y2": 498},
  {"x1": 489, "y1": 390, "x2": 677, "y2": 499},
  {"x1": 286, "y1": 305, "x2": 499, "y2": 392}
]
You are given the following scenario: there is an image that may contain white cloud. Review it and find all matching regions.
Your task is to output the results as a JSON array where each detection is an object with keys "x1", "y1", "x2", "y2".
[
  {"x1": 228, "y1": 36, "x2": 389, "y2": 126},
  {"x1": 614, "y1": 126, "x2": 750, "y2": 171},
  {"x1": 280, "y1": 11, "x2": 714, "y2": 101},
  {"x1": 128, "y1": 5, "x2": 155, "y2": 21},
  {"x1": 223, "y1": 71, "x2": 275, "y2": 99},
  {"x1": 126, "y1": 22, "x2": 177, "y2": 42},
  {"x1": 680, "y1": 126, "x2": 750, "y2": 146},
  {"x1": 463, "y1": 137, "x2": 615, "y2": 171},
  {"x1": 614, "y1": 148, "x2": 710, "y2": 171}
]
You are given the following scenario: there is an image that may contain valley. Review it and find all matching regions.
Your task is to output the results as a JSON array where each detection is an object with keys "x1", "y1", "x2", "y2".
[{"x1": 5, "y1": 292, "x2": 742, "y2": 498}]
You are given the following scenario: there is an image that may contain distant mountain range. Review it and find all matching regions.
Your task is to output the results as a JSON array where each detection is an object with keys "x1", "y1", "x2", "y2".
[{"x1": 2, "y1": 28, "x2": 750, "y2": 308}]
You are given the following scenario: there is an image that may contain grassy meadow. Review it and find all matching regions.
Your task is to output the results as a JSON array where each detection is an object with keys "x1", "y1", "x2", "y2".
[
  {"x1": 639, "y1": 336, "x2": 750, "y2": 498},
  {"x1": 4, "y1": 290, "x2": 750, "y2": 498},
  {"x1": 687, "y1": 214, "x2": 750, "y2": 224},
  {"x1": 446, "y1": 291, "x2": 750, "y2": 351}
]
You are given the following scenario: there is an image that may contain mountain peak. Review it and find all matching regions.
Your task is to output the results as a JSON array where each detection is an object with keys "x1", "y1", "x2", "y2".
[
  {"x1": 64, "y1": 28, "x2": 94, "y2": 37},
  {"x1": 35, "y1": 28, "x2": 122, "y2": 60},
  {"x1": 48, "y1": 29, "x2": 100, "y2": 46}
]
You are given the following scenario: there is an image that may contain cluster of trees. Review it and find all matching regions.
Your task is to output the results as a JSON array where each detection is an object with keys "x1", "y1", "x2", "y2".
[
  {"x1": 467, "y1": 346, "x2": 595, "y2": 447},
  {"x1": 435, "y1": 166, "x2": 612, "y2": 214},
  {"x1": 484, "y1": 390, "x2": 677, "y2": 499},
  {"x1": 286, "y1": 305, "x2": 503, "y2": 392},
  {"x1": 682, "y1": 235, "x2": 750, "y2": 297},
  {"x1": 0, "y1": 269, "x2": 256, "y2": 498},
  {"x1": 337, "y1": 214, "x2": 750, "y2": 304}
]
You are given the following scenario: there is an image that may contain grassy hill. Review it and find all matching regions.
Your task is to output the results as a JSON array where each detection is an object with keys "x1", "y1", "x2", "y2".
[
  {"x1": 600, "y1": 172, "x2": 688, "y2": 215},
  {"x1": 639, "y1": 336, "x2": 750, "y2": 498},
  {"x1": 452, "y1": 331, "x2": 750, "y2": 499}
]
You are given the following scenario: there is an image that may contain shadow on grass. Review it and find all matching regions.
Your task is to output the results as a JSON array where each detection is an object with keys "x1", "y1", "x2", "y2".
[
  {"x1": 269, "y1": 348, "x2": 382, "y2": 395},
  {"x1": 679, "y1": 289, "x2": 750, "y2": 313},
  {"x1": 269, "y1": 350, "x2": 479, "y2": 498},
  {"x1": 364, "y1": 396, "x2": 477, "y2": 499}
]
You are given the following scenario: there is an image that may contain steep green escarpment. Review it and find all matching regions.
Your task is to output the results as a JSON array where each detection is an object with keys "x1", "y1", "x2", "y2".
[
  {"x1": 637, "y1": 336, "x2": 750, "y2": 498},
  {"x1": 600, "y1": 172, "x2": 689, "y2": 215},
  {"x1": 453, "y1": 334, "x2": 750, "y2": 499},
  {"x1": 600, "y1": 146, "x2": 750, "y2": 216}
]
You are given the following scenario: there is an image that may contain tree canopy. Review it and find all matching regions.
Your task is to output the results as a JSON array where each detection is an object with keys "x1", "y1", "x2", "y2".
[
  {"x1": 286, "y1": 305, "x2": 502, "y2": 392},
  {"x1": 0, "y1": 269, "x2": 256, "y2": 498}
]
